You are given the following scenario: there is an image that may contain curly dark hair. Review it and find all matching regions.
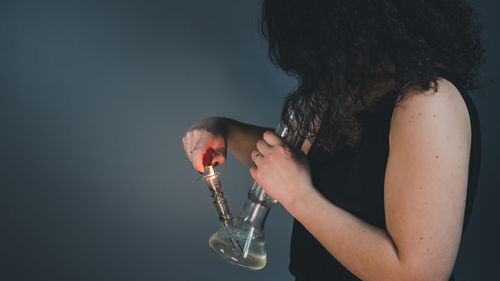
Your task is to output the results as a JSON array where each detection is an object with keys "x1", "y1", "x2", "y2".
[{"x1": 261, "y1": 0, "x2": 484, "y2": 152}]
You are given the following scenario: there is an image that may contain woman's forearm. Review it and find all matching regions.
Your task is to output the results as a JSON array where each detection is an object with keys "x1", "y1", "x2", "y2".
[
  {"x1": 220, "y1": 117, "x2": 273, "y2": 166},
  {"x1": 287, "y1": 187, "x2": 409, "y2": 281}
]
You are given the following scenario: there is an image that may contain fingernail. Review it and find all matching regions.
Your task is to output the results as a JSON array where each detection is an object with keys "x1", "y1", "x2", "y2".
[{"x1": 213, "y1": 162, "x2": 219, "y2": 167}]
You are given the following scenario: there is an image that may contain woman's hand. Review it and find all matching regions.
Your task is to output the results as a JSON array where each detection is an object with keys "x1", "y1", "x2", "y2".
[
  {"x1": 182, "y1": 117, "x2": 227, "y2": 173},
  {"x1": 249, "y1": 131, "x2": 314, "y2": 209}
]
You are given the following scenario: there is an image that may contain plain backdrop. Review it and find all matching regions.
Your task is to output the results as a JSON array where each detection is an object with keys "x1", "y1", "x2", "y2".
[{"x1": 0, "y1": 0, "x2": 498, "y2": 280}]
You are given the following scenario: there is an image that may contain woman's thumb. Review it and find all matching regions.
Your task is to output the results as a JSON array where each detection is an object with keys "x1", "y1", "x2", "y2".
[{"x1": 212, "y1": 151, "x2": 226, "y2": 166}]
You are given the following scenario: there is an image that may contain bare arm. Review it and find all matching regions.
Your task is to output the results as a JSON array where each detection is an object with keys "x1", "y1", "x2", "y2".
[
  {"x1": 182, "y1": 116, "x2": 273, "y2": 172},
  {"x1": 224, "y1": 118, "x2": 274, "y2": 166},
  {"x1": 250, "y1": 78, "x2": 471, "y2": 281}
]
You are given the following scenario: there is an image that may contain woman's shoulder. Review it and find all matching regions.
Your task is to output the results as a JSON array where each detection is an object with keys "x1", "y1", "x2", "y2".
[
  {"x1": 393, "y1": 78, "x2": 469, "y2": 120},
  {"x1": 389, "y1": 77, "x2": 471, "y2": 146},
  {"x1": 397, "y1": 78, "x2": 465, "y2": 106}
]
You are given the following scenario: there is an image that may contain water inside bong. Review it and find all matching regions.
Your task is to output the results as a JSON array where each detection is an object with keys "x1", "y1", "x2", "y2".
[{"x1": 208, "y1": 225, "x2": 267, "y2": 270}]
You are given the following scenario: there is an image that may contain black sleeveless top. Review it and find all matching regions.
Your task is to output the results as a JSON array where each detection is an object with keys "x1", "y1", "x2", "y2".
[{"x1": 289, "y1": 85, "x2": 482, "y2": 281}]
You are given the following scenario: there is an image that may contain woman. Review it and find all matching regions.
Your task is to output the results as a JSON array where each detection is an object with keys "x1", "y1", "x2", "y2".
[{"x1": 182, "y1": 0, "x2": 483, "y2": 280}]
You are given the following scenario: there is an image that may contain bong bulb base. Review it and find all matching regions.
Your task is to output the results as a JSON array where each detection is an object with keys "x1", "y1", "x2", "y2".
[{"x1": 208, "y1": 221, "x2": 267, "y2": 270}]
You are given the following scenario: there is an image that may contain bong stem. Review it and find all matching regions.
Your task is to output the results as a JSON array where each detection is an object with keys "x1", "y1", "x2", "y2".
[{"x1": 203, "y1": 166, "x2": 243, "y2": 253}]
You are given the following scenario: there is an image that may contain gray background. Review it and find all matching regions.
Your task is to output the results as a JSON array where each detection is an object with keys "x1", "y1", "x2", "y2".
[{"x1": 0, "y1": 0, "x2": 498, "y2": 280}]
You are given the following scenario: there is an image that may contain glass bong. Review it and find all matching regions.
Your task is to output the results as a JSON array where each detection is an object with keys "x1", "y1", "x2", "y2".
[{"x1": 201, "y1": 112, "x2": 306, "y2": 270}]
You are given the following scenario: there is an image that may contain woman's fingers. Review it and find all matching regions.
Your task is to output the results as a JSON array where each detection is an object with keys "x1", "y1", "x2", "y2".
[
  {"x1": 191, "y1": 135, "x2": 212, "y2": 172},
  {"x1": 212, "y1": 151, "x2": 226, "y2": 167},
  {"x1": 183, "y1": 131, "x2": 197, "y2": 163},
  {"x1": 256, "y1": 139, "x2": 272, "y2": 155},
  {"x1": 249, "y1": 166, "x2": 258, "y2": 181},
  {"x1": 262, "y1": 131, "x2": 282, "y2": 146},
  {"x1": 252, "y1": 131, "x2": 290, "y2": 167},
  {"x1": 251, "y1": 149, "x2": 265, "y2": 166},
  {"x1": 183, "y1": 129, "x2": 226, "y2": 173},
  {"x1": 182, "y1": 117, "x2": 229, "y2": 173},
  {"x1": 182, "y1": 134, "x2": 191, "y2": 162}
]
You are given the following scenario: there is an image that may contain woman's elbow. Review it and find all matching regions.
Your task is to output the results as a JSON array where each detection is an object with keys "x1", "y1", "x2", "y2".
[{"x1": 398, "y1": 258, "x2": 454, "y2": 281}]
